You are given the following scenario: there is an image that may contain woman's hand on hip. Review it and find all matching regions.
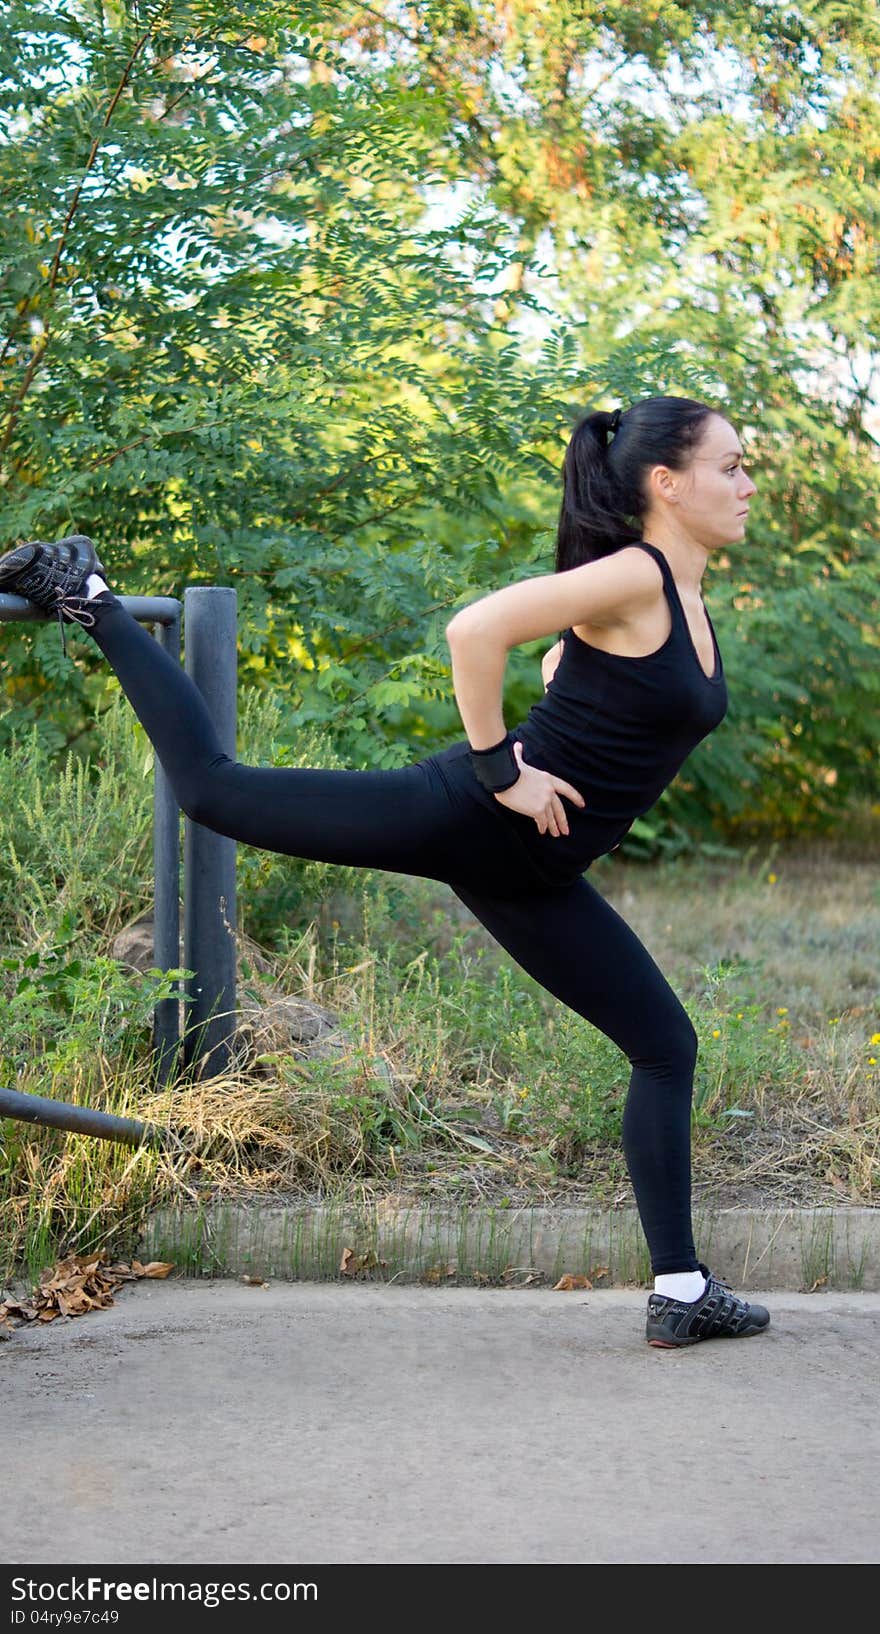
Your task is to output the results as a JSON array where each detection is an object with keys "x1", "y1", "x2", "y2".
[{"x1": 492, "y1": 741, "x2": 585, "y2": 837}]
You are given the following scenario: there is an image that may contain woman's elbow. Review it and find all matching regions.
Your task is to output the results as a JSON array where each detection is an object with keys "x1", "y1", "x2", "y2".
[{"x1": 446, "y1": 611, "x2": 480, "y2": 644}]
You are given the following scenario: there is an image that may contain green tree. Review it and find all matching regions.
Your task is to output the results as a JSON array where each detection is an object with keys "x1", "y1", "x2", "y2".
[
  {"x1": 2, "y1": 0, "x2": 878, "y2": 845},
  {"x1": 326, "y1": 0, "x2": 880, "y2": 836},
  {"x1": 0, "y1": 0, "x2": 580, "y2": 763}
]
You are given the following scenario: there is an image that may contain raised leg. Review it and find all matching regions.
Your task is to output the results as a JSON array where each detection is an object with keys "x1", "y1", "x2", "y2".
[
  {"x1": 84, "y1": 595, "x2": 518, "y2": 889},
  {"x1": 450, "y1": 875, "x2": 700, "y2": 1274}
]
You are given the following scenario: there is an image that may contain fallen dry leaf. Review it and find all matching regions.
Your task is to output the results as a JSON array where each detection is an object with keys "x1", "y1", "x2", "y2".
[
  {"x1": 240, "y1": 1275, "x2": 270, "y2": 1287},
  {"x1": 0, "y1": 1250, "x2": 176, "y2": 1336},
  {"x1": 339, "y1": 1246, "x2": 386, "y2": 1277},
  {"x1": 423, "y1": 1264, "x2": 457, "y2": 1283},
  {"x1": 1, "y1": 1301, "x2": 39, "y2": 1322},
  {"x1": 553, "y1": 1274, "x2": 593, "y2": 1291},
  {"x1": 808, "y1": 1274, "x2": 828, "y2": 1292}
]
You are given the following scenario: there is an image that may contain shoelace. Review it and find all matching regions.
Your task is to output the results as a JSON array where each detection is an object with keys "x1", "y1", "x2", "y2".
[
  {"x1": 15, "y1": 553, "x2": 62, "y2": 604},
  {"x1": 698, "y1": 1263, "x2": 737, "y2": 1297},
  {"x1": 694, "y1": 1274, "x2": 748, "y2": 1335},
  {"x1": 15, "y1": 555, "x2": 96, "y2": 655},
  {"x1": 51, "y1": 590, "x2": 97, "y2": 656}
]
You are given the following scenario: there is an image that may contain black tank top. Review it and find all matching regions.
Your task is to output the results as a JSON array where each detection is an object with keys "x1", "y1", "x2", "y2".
[{"x1": 499, "y1": 540, "x2": 729, "y2": 883}]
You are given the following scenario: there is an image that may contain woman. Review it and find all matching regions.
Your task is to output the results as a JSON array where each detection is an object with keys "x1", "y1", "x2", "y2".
[{"x1": 0, "y1": 394, "x2": 768, "y2": 1348}]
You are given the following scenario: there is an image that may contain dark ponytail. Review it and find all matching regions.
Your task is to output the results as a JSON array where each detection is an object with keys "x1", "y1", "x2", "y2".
[{"x1": 555, "y1": 395, "x2": 716, "y2": 572}]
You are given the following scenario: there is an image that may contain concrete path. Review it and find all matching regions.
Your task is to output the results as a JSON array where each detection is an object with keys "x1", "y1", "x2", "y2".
[{"x1": 3, "y1": 1280, "x2": 878, "y2": 1565}]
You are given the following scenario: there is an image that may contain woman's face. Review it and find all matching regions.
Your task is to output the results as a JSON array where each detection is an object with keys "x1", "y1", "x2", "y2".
[{"x1": 648, "y1": 414, "x2": 757, "y2": 548}]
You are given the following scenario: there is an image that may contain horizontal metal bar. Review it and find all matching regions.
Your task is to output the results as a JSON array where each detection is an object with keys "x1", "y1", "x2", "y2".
[
  {"x1": 114, "y1": 596, "x2": 182, "y2": 626},
  {"x1": 0, "y1": 593, "x2": 181, "y2": 626},
  {"x1": 0, "y1": 1085, "x2": 165, "y2": 1149}
]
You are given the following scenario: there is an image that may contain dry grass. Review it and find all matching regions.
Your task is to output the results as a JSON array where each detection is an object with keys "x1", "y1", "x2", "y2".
[{"x1": 147, "y1": 833, "x2": 880, "y2": 1213}]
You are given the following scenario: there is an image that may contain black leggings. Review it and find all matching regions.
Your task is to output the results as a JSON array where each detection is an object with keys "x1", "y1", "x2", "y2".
[{"x1": 86, "y1": 598, "x2": 700, "y2": 1275}]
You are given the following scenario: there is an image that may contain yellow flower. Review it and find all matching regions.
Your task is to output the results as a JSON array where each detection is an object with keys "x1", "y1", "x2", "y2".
[
  {"x1": 869, "y1": 1058, "x2": 877, "y2": 1066},
  {"x1": 829, "y1": 1017, "x2": 839, "y2": 1025},
  {"x1": 737, "y1": 1012, "x2": 744, "y2": 1019},
  {"x1": 767, "y1": 873, "x2": 777, "y2": 883},
  {"x1": 871, "y1": 1032, "x2": 880, "y2": 1045},
  {"x1": 776, "y1": 1007, "x2": 788, "y2": 1015},
  {"x1": 712, "y1": 1029, "x2": 721, "y2": 1038}
]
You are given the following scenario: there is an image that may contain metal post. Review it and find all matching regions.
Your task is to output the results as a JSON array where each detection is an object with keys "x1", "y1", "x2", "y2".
[
  {"x1": 152, "y1": 607, "x2": 182, "y2": 1083},
  {"x1": 183, "y1": 587, "x2": 237, "y2": 1076}
]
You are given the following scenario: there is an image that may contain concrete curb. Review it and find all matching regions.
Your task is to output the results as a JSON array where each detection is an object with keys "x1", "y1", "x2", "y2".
[{"x1": 141, "y1": 1201, "x2": 880, "y2": 1291}]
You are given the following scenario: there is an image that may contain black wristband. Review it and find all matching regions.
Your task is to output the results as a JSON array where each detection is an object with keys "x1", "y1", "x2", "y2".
[{"x1": 468, "y1": 730, "x2": 520, "y2": 793}]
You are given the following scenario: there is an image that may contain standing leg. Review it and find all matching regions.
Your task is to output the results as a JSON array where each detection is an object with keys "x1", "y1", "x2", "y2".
[{"x1": 450, "y1": 875, "x2": 700, "y2": 1275}]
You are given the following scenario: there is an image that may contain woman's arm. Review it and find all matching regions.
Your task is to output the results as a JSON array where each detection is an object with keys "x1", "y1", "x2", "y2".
[
  {"x1": 445, "y1": 622, "x2": 586, "y2": 835},
  {"x1": 445, "y1": 629, "x2": 508, "y2": 750},
  {"x1": 445, "y1": 548, "x2": 660, "y2": 649},
  {"x1": 445, "y1": 636, "x2": 563, "y2": 746},
  {"x1": 445, "y1": 550, "x2": 658, "y2": 744}
]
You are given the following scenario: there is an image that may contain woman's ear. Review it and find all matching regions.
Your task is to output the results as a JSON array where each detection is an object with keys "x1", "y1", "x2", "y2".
[{"x1": 646, "y1": 463, "x2": 680, "y2": 507}]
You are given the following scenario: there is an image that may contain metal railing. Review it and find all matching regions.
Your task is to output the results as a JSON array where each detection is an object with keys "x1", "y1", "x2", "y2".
[{"x1": 0, "y1": 586, "x2": 238, "y2": 1139}]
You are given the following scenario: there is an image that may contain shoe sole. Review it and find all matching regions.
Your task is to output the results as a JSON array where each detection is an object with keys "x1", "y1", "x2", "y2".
[{"x1": 647, "y1": 1322, "x2": 770, "y2": 1348}]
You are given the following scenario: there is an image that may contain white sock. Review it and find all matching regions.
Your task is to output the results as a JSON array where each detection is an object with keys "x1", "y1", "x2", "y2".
[
  {"x1": 84, "y1": 573, "x2": 110, "y2": 600},
  {"x1": 654, "y1": 1270, "x2": 707, "y2": 1302}
]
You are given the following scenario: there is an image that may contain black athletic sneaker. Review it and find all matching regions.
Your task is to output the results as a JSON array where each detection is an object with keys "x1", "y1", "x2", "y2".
[
  {"x1": 646, "y1": 1264, "x2": 770, "y2": 1348},
  {"x1": 0, "y1": 535, "x2": 104, "y2": 652}
]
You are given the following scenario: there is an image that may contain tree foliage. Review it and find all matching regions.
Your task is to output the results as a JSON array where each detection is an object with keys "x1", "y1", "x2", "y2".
[{"x1": 1, "y1": 0, "x2": 878, "y2": 843}]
